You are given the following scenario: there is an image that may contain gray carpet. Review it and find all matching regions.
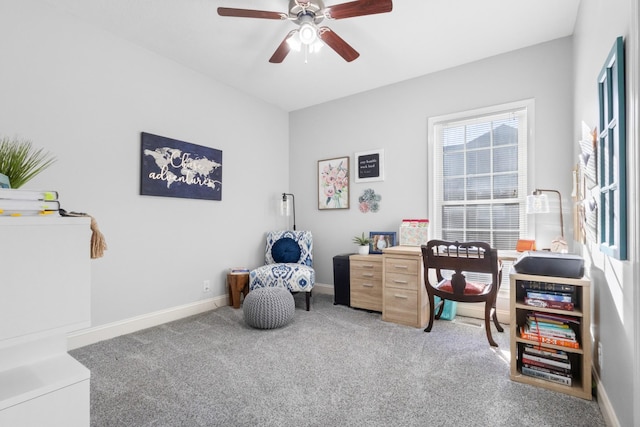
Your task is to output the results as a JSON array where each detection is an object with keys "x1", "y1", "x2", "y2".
[{"x1": 71, "y1": 293, "x2": 606, "y2": 427}]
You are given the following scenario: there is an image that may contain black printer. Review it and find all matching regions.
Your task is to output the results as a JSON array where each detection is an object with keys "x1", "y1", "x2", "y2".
[{"x1": 513, "y1": 251, "x2": 585, "y2": 279}]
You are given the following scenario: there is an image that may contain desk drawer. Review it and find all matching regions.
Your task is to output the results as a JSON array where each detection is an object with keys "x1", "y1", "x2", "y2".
[
  {"x1": 384, "y1": 257, "x2": 419, "y2": 276},
  {"x1": 350, "y1": 255, "x2": 383, "y2": 312},
  {"x1": 385, "y1": 272, "x2": 419, "y2": 291},
  {"x1": 383, "y1": 288, "x2": 418, "y2": 327},
  {"x1": 351, "y1": 261, "x2": 382, "y2": 277},
  {"x1": 351, "y1": 278, "x2": 382, "y2": 312}
]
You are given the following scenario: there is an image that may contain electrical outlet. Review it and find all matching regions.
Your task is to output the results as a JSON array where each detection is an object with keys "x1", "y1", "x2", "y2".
[
  {"x1": 203, "y1": 280, "x2": 211, "y2": 293},
  {"x1": 598, "y1": 342, "x2": 603, "y2": 369}
]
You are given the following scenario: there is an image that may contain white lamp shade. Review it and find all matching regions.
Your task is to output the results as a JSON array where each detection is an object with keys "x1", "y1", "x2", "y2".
[
  {"x1": 299, "y1": 23, "x2": 317, "y2": 45},
  {"x1": 280, "y1": 197, "x2": 291, "y2": 216},
  {"x1": 526, "y1": 193, "x2": 550, "y2": 214}
]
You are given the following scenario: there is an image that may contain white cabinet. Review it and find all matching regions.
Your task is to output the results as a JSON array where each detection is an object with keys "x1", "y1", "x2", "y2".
[{"x1": 0, "y1": 217, "x2": 92, "y2": 425}]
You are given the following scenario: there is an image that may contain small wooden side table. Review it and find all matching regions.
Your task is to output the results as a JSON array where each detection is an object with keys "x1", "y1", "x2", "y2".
[{"x1": 228, "y1": 272, "x2": 250, "y2": 309}]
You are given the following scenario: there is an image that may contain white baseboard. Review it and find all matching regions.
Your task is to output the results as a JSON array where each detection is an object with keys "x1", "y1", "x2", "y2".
[
  {"x1": 312, "y1": 282, "x2": 333, "y2": 295},
  {"x1": 67, "y1": 295, "x2": 228, "y2": 350},
  {"x1": 68, "y1": 285, "x2": 335, "y2": 351},
  {"x1": 454, "y1": 294, "x2": 511, "y2": 324},
  {"x1": 593, "y1": 368, "x2": 619, "y2": 427}
]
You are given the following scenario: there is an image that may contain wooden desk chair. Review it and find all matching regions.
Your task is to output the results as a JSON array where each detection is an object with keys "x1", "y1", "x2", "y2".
[{"x1": 421, "y1": 240, "x2": 504, "y2": 347}]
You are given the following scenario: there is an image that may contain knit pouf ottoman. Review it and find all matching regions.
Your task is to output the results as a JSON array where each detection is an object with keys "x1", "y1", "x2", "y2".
[{"x1": 243, "y1": 287, "x2": 295, "y2": 329}]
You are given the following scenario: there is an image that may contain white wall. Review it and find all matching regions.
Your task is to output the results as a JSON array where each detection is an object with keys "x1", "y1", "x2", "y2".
[
  {"x1": 573, "y1": 0, "x2": 638, "y2": 426},
  {"x1": 290, "y1": 37, "x2": 574, "y2": 286},
  {"x1": 0, "y1": 0, "x2": 290, "y2": 327}
]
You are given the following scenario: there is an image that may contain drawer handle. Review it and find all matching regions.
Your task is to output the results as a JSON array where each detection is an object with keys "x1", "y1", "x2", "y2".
[
  {"x1": 394, "y1": 265, "x2": 409, "y2": 270},
  {"x1": 362, "y1": 273, "x2": 374, "y2": 277},
  {"x1": 362, "y1": 264, "x2": 375, "y2": 268},
  {"x1": 394, "y1": 294, "x2": 409, "y2": 299},
  {"x1": 393, "y1": 280, "x2": 409, "y2": 284},
  {"x1": 362, "y1": 283, "x2": 374, "y2": 288}
]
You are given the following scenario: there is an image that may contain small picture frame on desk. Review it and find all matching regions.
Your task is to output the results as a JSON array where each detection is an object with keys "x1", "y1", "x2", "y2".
[
  {"x1": 0, "y1": 173, "x2": 10, "y2": 188},
  {"x1": 369, "y1": 231, "x2": 396, "y2": 254}
]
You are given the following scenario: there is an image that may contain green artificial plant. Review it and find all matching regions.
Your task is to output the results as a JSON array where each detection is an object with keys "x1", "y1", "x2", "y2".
[
  {"x1": 0, "y1": 136, "x2": 56, "y2": 188},
  {"x1": 352, "y1": 232, "x2": 371, "y2": 246}
]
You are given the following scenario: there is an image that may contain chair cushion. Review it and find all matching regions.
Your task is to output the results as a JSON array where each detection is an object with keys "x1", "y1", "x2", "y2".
[
  {"x1": 438, "y1": 279, "x2": 488, "y2": 295},
  {"x1": 271, "y1": 237, "x2": 301, "y2": 263},
  {"x1": 250, "y1": 264, "x2": 314, "y2": 292},
  {"x1": 265, "y1": 231, "x2": 313, "y2": 266}
]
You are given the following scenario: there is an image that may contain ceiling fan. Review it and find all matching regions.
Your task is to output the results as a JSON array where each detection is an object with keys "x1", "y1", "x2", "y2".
[{"x1": 217, "y1": 0, "x2": 393, "y2": 63}]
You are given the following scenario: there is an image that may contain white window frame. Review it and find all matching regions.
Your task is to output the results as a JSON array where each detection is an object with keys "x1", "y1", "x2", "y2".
[{"x1": 427, "y1": 99, "x2": 534, "y2": 309}]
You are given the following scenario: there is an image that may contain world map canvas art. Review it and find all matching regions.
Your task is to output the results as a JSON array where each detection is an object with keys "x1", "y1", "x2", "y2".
[{"x1": 140, "y1": 132, "x2": 222, "y2": 201}]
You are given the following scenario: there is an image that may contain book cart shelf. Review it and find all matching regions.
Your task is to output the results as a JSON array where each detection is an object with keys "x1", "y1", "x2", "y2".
[{"x1": 509, "y1": 271, "x2": 592, "y2": 400}]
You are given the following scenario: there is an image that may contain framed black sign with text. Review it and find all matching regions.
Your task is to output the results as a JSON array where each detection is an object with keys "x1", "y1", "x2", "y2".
[{"x1": 354, "y1": 149, "x2": 384, "y2": 183}]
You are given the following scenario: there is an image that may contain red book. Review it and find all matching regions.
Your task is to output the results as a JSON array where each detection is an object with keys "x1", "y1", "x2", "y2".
[
  {"x1": 522, "y1": 355, "x2": 572, "y2": 373},
  {"x1": 519, "y1": 326, "x2": 580, "y2": 349}
]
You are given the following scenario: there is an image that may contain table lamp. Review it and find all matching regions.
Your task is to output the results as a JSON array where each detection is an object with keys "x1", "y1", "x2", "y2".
[
  {"x1": 281, "y1": 193, "x2": 296, "y2": 231},
  {"x1": 526, "y1": 189, "x2": 567, "y2": 252}
]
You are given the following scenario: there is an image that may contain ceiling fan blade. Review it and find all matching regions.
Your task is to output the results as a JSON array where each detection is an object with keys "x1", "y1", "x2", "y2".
[
  {"x1": 269, "y1": 30, "x2": 298, "y2": 63},
  {"x1": 325, "y1": 0, "x2": 392, "y2": 20},
  {"x1": 217, "y1": 7, "x2": 286, "y2": 20},
  {"x1": 318, "y1": 27, "x2": 359, "y2": 62}
]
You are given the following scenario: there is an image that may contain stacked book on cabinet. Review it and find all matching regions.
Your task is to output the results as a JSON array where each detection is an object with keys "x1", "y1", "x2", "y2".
[
  {"x1": 521, "y1": 344, "x2": 573, "y2": 386},
  {"x1": 0, "y1": 188, "x2": 60, "y2": 216},
  {"x1": 519, "y1": 312, "x2": 580, "y2": 349},
  {"x1": 520, "y1": 280, "x2": 576, "y2": 311}
]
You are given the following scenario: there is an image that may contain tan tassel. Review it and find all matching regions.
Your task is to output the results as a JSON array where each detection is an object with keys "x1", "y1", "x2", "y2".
[
  {"x1": 60, "y1": 210, "x2": 107, "y2": 259},
  {"x1": 88, "y1": 215, "x2": 107, "y2": 259}
]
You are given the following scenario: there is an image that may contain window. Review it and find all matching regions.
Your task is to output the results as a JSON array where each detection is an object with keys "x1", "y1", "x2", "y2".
[
  {"x1": 428, "y1": 100, "x2": 532, "y2": 250},
  {"x1": 597, "y1": 36, "x2": 627, "y2": 260}
]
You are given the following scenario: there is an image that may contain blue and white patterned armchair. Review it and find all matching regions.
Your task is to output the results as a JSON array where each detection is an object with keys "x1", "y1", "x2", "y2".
[{"x1": 249, "y1": 230, "x2": 315, "y2": 311}]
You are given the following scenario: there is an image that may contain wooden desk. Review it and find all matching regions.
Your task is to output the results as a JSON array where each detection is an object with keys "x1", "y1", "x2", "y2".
[
  {"x1": 498, "y1": 250, "x2": 521, "y2": 262},
  {"x1": 227, "y1": 272, "x2": 249, "y2": 308},
  {"x1": 380, "y1": 246, "x2": 523, "y2": 328}
]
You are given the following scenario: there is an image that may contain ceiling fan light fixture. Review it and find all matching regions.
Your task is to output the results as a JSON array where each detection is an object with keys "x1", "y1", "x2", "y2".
[
  {"x1": 298, "y1": 22, "x2": 318, "y2": 45},
  {"x1": 308, "y1": 39, "x2": 324, "y2": 53},
  {"x1": 286, "y1": 35, "x2": 302, "y2": 51},
  {"x1": 219, "y1": 0, "x2": 394, "y2": 63}
]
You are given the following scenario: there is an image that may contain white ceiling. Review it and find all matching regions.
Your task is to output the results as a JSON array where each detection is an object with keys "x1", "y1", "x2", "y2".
[{"x1": 42, "y1": 0, "x2": 581, "y2": 112}]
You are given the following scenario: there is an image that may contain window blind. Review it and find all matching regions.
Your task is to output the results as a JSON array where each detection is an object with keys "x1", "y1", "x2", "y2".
[{"x1": 430, "y1": 105, "x2": 529, "y2": 251}]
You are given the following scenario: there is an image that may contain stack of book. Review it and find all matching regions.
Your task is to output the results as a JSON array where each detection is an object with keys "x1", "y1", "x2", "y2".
[
  {"x1": 228, "y1": 267, "x2": 250, "y2": 275},
  {"x1": 0, "y1": 188, "x2": 60, "y2": 217},
  {"x1": 520, "y1": 280, "x2": 576, "y2": 311},
  {"x1": 521, "y1": 344, "x2": 573, "y2": 386},
  {"x1": 519, "y1": 312, "x2": 580, "y2": 349}
]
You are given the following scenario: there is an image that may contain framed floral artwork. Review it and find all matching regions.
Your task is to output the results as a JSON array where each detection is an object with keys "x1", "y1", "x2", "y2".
[{"x1": 318, "y1": 156, "x2": 349, "y2": 210}]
